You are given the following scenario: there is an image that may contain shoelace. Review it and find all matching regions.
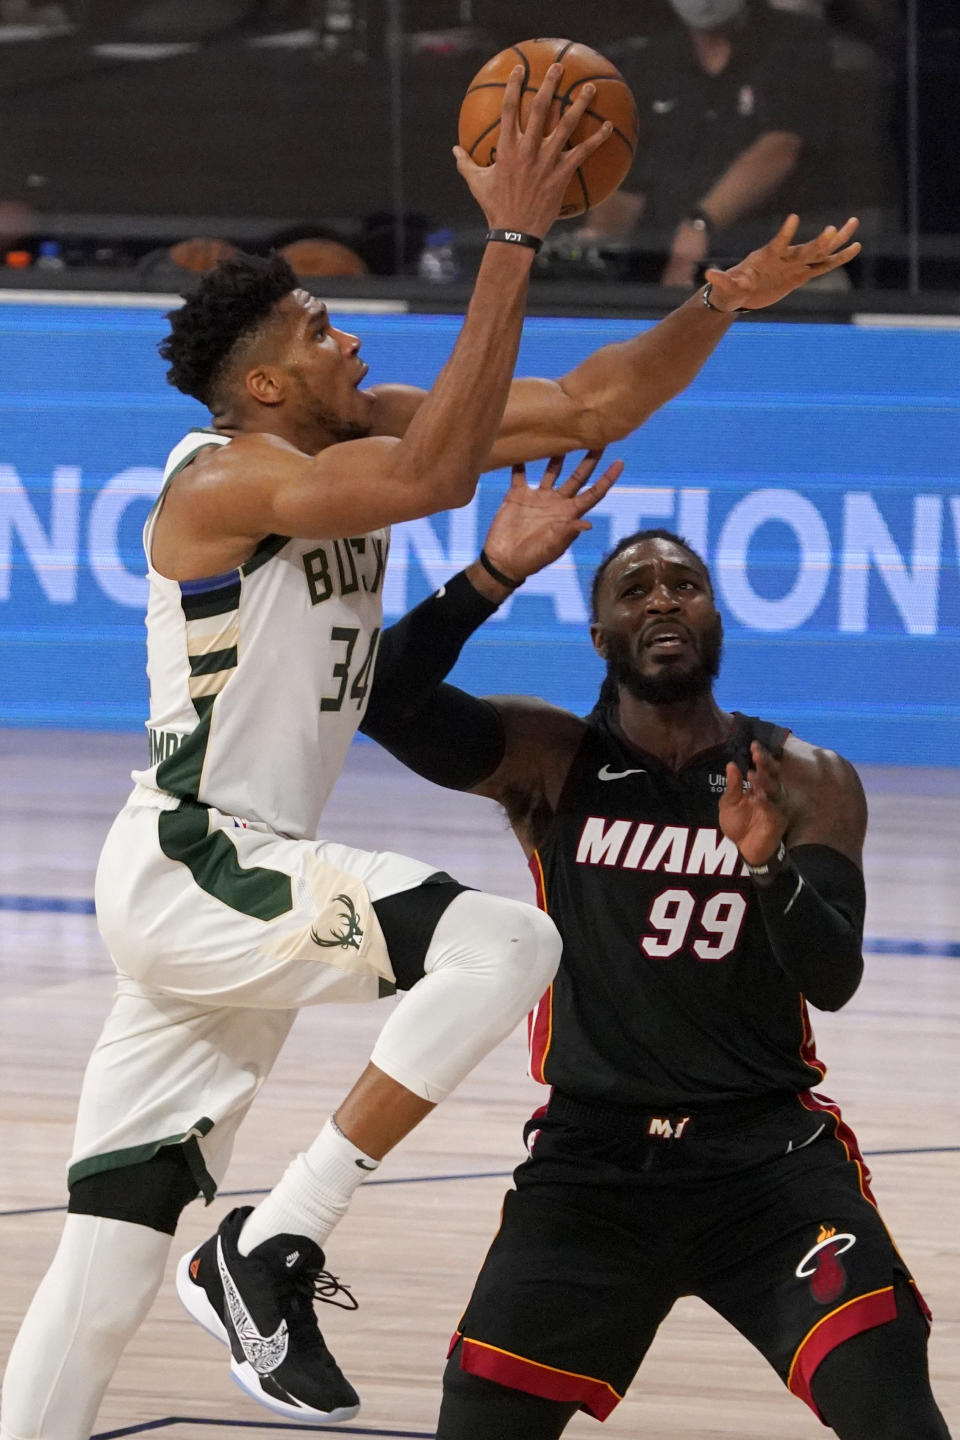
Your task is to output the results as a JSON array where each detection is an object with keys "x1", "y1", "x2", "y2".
[{"x1": 290, "y1": 1261, "x2": 359, "y2": 1314}]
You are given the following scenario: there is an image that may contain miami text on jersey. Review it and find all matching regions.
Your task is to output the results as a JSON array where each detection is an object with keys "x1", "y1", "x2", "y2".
[{"x1": 576, "y1": 820, "x2": 751, "y2": 876}]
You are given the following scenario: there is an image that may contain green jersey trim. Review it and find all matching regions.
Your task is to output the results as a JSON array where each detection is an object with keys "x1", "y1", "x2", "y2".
[
  {"x1": 155, "y1": 701, "x2": 214, "y2": 794},
  {"x1": 150, "y1": 427, "x2": 226, "y2": 520},
  {"x1": 157, "y1": 802, "x2": 294, "y2": 921},
  {"x1": 165, "y1": 427, "x2": 223, "y2": 483},
  {"x1": 188, "y1": 645, "x2": 238, "y2": 677},
  {"x1": 243, "y1": 532, "x2": 289, "y2": 575},
  {"x1": 67, "y1": 1118, "x2": 217, "y2": 1203}
]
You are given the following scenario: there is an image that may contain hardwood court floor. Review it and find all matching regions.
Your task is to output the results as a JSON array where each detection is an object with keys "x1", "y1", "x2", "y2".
[{"x1": 1, "y1": 732, "x2": 958, "y2": 1440}]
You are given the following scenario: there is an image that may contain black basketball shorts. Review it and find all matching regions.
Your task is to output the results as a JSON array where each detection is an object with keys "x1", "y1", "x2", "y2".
[{"x1": 449, "y1": 1090, "x2": 930, "y2": 1423}]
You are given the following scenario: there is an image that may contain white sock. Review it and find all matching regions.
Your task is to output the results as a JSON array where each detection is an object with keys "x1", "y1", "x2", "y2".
[
  {"x1": 0, "y1": 1214, "x2": 170, "y2": 1440},
  {"x1": 237, "y1": 894, "x2": 560, "y2": 1255},
  {"x1": 237, "y1": 1118, "x2": 379, "y2": 1256}
]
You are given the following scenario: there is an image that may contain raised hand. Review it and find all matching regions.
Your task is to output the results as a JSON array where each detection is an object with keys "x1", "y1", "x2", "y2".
[
  {"x1": 718, "y1": 741, "x2": 791, "y2": 867},
  {"x1": 705, "y1": 215, "x2": 861, "y2": 313},
  {"x1": 454, "y1": 64, "x2": 614, "y2": 241},
  {"x1": 483, "y1": 450, "x2": 624, "y2": 584}
]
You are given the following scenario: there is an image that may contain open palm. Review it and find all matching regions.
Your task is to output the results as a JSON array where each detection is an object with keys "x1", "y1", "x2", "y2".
[
  {"x1": 718, "y1": 743, "x2": 790, "y2": 866},
  {"x1": 706, "y1": 214, "x2": 861, "y2": 313},
  {"x1": 483, "y1": 451, "x2": 624, "y2": 583}
]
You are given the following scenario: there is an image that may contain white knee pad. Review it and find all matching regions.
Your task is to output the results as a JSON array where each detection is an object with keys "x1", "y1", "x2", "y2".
[
  {"x1": 1, "y1": 1215, "x2": 170, "y2": 1440},
  {"x1": 370, "y1": 891, "x2": 561, "y2": 1103},
  {"x1": 425, "y1": 890, "x2": 561, "y2": 1004}
]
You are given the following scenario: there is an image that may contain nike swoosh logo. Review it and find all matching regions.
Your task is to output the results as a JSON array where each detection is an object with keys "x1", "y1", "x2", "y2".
[
  {"x1": 217, "y1": 1236, "x2": 288, "y2": 1374},
  {"x1": 355, "y1": 1157, "x2": 378, "y2": 1171},
  {"x1": 598, "y1": 765, "x2": 647, "y2": 781},
  {"x1": 786, "y1": 1122, "x2": 826, "y2": 1154}
]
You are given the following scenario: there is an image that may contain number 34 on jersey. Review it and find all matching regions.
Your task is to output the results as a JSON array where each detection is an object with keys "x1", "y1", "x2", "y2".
[{"x1": 301, "y1": 535, "x2": 387, "y2": 715}]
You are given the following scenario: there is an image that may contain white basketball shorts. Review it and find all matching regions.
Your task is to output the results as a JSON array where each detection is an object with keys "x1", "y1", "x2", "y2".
[{"x1": 69, "y1": 785, "x2": 441, "y2": 1197}]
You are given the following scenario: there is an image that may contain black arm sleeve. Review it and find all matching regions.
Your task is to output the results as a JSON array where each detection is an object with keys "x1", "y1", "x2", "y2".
[
  {"x1": 753, "y1": 843, "x2": 866, "y2": 1012},
  {"x1": 360, "y1": 570, "x2": 506, "y2": 791}
]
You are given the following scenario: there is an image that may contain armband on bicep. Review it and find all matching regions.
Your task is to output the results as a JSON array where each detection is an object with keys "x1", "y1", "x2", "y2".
[
  {"x1": 368, "y1": 570, "x2": 499, "y2": 721},
  {"x1": 359, "y1": 568, "x2": 506, "y2": 789},
  {"x1": 362, "y1": 683, "x2": 506, "y2": 791}
]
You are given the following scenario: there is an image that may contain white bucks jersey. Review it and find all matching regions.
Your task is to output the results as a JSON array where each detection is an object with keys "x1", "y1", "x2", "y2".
[{"x1": 132, "y1": 429, "x2": 388, "y2": 838}]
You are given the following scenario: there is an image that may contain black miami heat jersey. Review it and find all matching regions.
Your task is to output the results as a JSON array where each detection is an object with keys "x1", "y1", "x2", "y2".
[{"x1": 527, "y1": 709, "x2": 826, "y2": 1108}]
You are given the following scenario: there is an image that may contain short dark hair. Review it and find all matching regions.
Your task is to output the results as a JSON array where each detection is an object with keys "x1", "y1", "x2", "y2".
[
  {"x1": 158, "y1": 251, "x2": 298, "y2": 407},
  {"x1": 589, "y1": 527, "x2": 711, "y2": 620}
]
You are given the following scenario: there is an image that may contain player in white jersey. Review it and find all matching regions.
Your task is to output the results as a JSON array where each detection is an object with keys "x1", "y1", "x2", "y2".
[{"x1": 1, "y1": 60, "x2": 861, "y2": 1440}]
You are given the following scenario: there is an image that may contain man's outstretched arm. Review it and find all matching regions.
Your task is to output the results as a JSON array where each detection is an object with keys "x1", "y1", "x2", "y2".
[
  {"x1": 361, "y1": 454, "x2": 618, "y2": 801},
  {"x1": 360, "y1": 567, "x2": 508, "y2": 792},
  {"x1": 485, "y1": 214, "x2": 861, "y2": 465}
]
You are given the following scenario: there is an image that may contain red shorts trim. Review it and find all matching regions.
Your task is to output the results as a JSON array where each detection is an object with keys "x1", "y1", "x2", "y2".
[
  {"x1": 527, "y1": 983, "x2": 553, "y2": 1083},
  {"x1": 452, "y1": 1331, "x2": 622, "y2": 1420},
  {"x1": 788, "y1": 1285, "x2": 897, "y2": 1418},
  {"x1": 526, "y1": 851, "x2": 553, "y2": 1083},
  {"x1": 797, "y1": 1089, "x2": 876, "y2": 1206}
]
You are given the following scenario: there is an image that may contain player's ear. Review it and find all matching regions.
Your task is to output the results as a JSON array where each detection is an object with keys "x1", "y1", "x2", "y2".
[
  {"x1": 245, "y1": 365, "x2": 284, "y2": 407},
  {"x1": 590, "y1": 623, "x2": 609, "y2": 659}
]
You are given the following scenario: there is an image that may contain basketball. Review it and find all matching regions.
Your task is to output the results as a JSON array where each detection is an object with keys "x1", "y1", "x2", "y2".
[{"x1": 458, "y1": 38, "x2": 640, "y2": 220}]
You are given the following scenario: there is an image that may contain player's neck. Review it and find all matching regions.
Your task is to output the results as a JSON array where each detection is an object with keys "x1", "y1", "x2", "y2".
[
  {"x1": 213, "y1": 408, "x2": 333, "y2": 456},
  {"x1": 614, "y1": 692, "x2": 733, "y2": 770}
]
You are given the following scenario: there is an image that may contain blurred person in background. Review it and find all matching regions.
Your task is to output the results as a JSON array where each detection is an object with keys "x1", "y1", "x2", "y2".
[
  {"x1": 766, "y1": 0, "x2": 894, "y2": 55},
  {"x1": 579, "y1": 0, "x2": 837, "y2": 288}
]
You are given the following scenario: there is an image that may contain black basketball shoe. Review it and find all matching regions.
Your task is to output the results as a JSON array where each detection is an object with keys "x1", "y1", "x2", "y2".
[{"x1": 176, "y1": 1205, "x2": 360, "y2": 1423}]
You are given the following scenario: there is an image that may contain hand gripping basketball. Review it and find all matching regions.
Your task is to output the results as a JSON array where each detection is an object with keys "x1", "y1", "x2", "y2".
[{"x1": 453, "y1": 63, "x2": 613, "y2": 241}]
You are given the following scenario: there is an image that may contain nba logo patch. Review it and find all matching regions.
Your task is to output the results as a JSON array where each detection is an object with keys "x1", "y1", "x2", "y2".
[{"x1": 738, "y1": 85, "x2": 755, "y2": 117}]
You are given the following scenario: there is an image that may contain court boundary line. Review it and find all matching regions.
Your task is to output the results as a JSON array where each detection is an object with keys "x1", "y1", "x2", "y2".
[
  {"x1": 7, "y1": 887, "x2": 960, "y2": 956},
  {"x1": 91, "y1": 1419, "x2": 431, "y2": 1439},
  {"x1": 4, "y1": 892, "x2": 958, "y2": 959},
  {"x1": 0, "y1": 1171, "x2": 515, "y2": 1218},
  {"x1": 2, "y1": 1151, "x2": 958, "y2": 1221}
]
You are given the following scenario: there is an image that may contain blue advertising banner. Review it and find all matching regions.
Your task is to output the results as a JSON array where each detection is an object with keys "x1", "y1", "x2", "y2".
[{"x1": 1, "y1": 300, "x2": 958, "y2": 763}]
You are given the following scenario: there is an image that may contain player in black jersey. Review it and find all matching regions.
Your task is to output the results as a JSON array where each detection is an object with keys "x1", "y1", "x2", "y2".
[{"x1": 360, "y1": 454, "x2": 951, "y2": 1440}]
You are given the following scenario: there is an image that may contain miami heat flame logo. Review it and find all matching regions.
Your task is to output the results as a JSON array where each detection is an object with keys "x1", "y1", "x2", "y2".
[{"x1": 795, "y1": 1224, "x2": 857, "y2": 1305}]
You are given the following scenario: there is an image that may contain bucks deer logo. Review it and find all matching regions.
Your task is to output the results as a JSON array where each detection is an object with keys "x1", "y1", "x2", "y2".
[{"x1": 310, "y1": 894, "x2": 364, "y2": 951}]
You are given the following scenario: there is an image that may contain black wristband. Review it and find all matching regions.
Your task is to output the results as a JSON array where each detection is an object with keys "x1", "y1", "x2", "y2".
[
  {"x1": 702, "y1": 281, "x2": 747, "y2": 316},
  {"x1": 485, "y1": 228, "x2": 543, "y2": 253},
  {"x1": 745, "y1": 840, "x2": 787, "y2": 878},
  {"x1": 479, "y1": 549, "x2": 523, "y2": 589}
]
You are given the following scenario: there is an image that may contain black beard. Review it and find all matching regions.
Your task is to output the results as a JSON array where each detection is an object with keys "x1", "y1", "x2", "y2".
[
  {"x1": 605, "y1": 616, "x2": 723, "y2": 705},
  {"x1": 292, "y1": 372, "x2": 371, "y2": 444},
  {"x1": 317, "y1": 409, "x2": 370, "y2": 444}
]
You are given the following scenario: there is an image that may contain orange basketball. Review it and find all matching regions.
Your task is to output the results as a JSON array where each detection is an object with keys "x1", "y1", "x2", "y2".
[{"x1": 458, "y1": 38, "x2": 640, "y2": 220}]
